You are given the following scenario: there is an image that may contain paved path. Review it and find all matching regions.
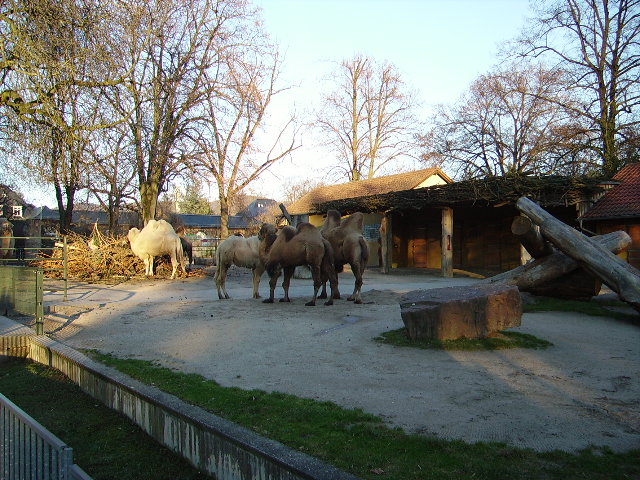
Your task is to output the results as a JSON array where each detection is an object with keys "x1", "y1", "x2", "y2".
[{"x1": 37, "y1": 267, "x2": 640, "y2": 453}]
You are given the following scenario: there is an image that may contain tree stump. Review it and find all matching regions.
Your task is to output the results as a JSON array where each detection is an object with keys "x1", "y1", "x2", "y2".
[{"x1": 400, "y1": 284, "x2": 522, "y2": 341}]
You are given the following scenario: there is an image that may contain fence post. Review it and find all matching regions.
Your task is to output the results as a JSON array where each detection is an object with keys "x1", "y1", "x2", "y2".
[
  {"x1": 35, "y1": 269, "x2": 44, "y2": 335},
  {"x1": 63, "y1": 235, "x2": 68, "y2": 301}
]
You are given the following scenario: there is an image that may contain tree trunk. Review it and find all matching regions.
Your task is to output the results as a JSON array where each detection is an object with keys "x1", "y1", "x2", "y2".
[
  {"x1": 511, "y1": 215, "x2": 554, "y2": 259},
  {"x1": 516, "y1": 196, "x2": 640, "y2": 311},
  {"x1": 220, "y1": 196, "x2": 229, "y2": 239},
  {"x1": 140, "y1": 181, "x2": 160, "y2": 226},
  {"x1": 485, "y1": 231, "x2": 631, "y2": 290}
]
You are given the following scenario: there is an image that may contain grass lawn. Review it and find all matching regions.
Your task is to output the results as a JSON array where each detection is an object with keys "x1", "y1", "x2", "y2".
[{"x1": 0, "y1": 358, "x2": 213, "y2": 480}]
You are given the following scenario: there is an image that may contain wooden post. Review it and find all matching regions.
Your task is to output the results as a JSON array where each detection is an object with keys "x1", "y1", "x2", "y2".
[
  {"x1": 516, "y1": 196, "x2": 640, "y2": 311},
  {"x1": 441, "y1": 207, "x2": 453, "y2": 278},
  {"x1": 380, "y1": 212, "x2": 392, "y2": 274}
]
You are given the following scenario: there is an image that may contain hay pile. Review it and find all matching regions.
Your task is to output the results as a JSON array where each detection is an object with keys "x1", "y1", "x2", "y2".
[{"x1": 35, "y1": 232, "x2": 201, "y2": 281}]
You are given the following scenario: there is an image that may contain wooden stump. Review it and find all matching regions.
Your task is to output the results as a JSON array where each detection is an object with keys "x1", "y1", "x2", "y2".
[{"x1": 400, "y1": 284, "x2": 522, "y2": 341}]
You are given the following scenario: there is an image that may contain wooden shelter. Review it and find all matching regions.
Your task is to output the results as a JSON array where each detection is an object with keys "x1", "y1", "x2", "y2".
[
  {"x1": 287, "y1": 168, "x2": 453, "y2": 267},
  {"x1": 288, "y1": 172, "x2": 606, "y2": 277}
]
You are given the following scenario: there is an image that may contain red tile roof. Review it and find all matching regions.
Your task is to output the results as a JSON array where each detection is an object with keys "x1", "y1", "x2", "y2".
[
  {"x1": 581, "y1": 163, "x2": 640, "y2": 220},
  {"x1": 287, "y1": 168, "x2": 452, "y2": 215}
]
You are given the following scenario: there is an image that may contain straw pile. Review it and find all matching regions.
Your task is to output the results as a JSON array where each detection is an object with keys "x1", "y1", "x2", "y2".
[{"x1": 35, "y1": 232, "x2": 203, "y2": 281}]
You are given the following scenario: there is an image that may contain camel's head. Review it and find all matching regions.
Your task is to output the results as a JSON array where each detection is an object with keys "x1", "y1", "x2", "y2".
[
  {"x1": 127, "y1": 227, "x2": 140, "y2": 244},
  {"x1": 258, "y1": 223, "x2": 277, "y2": 241}
]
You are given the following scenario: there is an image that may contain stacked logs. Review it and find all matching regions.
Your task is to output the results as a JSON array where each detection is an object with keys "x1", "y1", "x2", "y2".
[{"x1": 485, "y1": 196, "x2": 640, "y2": 312}]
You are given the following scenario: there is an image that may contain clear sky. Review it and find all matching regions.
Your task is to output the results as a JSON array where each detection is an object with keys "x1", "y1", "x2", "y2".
[{"x1": 249, "y1": 0, "x2": 534, "y2": 198}]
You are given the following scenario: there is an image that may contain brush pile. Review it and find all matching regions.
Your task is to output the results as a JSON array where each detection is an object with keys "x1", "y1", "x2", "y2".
[{"x1": 34, "y1": 232, "x2": 201, "y2": 281}]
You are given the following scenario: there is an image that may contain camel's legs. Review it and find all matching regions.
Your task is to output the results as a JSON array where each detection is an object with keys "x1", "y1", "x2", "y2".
[
  {"x1": 280, "y1": 266, "x2": 294, "y2": 302},
  {"x1": 263, "y1": 265, "x2": 281, "y2": 303},
  {"x1": 252, "y1": 266, "x2": 264, "y2": 299},
  {"x1": 305, "y1": 264, "x2": 323, "y2": 306},
  {"x1": 215, "y1": 263, "x2": 231, "y2": 299},
  {"x1": 347, "y1": 262, "x2": 364, "y2": 304}
]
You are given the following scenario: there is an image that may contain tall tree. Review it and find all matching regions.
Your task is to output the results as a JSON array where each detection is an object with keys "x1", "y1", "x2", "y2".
[
  {"x1": 1, "y1": 0, "x2": 121, "y2": 232},
  {"x1": 110, "y1": 0, "x2": 248, "y2": 225},
  {"x1": 193, "y1": 41, "x2": 300, "y2": 239},
  {"x1": 516, "y1": 0, "x2": 640, "y2": 176},
  {"x1": 316, "y1": 55, "x2": 420, "y2": 182},
  {"x1": 428, "y1": 64, "x2": 591, "y2": 178}
]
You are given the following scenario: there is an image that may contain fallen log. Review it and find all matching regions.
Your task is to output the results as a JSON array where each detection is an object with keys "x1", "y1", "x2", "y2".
[
  {"x1": 511, "y1": 215, "x2": 554, "y2": 258},
  {"x1": 485, "y1": 230, "x2": 631, "y2": 291},
  {"x1": 516, "y1": 196, "x2": 640, "y2": 311}
]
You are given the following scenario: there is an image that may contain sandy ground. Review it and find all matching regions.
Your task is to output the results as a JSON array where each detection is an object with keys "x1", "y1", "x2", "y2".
[{"x1": 40, "y1": 267, "x2": 640, "y2": 453}]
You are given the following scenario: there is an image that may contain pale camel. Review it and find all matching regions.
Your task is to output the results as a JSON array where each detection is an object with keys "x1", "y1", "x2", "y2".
[
  {"x1": 214, "y1": 224, "x2": 277, "y2": 299},
  {"x1": 127, "y1": 220, "x2": 186, "y2": 279}
]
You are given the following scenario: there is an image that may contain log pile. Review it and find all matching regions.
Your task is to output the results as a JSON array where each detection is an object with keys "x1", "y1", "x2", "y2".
[
  {"x1": 34, "y1": 233, "x2": 202, "y2": 280},
  {"x1": 486, "y1": 196, "x2": 640, "y2": 312}
]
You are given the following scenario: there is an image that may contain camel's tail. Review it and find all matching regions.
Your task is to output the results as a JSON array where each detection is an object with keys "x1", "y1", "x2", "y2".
[{"x1": 359, "y1": 236, "x2": 370, "y2": 265}]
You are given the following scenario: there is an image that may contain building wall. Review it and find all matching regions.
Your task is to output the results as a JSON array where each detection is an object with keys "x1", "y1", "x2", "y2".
[{"x1": 591, "y1": 219, "x2": 640, "y2": 269}]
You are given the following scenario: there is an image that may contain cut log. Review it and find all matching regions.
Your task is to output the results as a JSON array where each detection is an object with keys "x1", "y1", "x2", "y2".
[
  {"x1": 516, "y1": 196, "x2": 640, "y2": 312},
  {"x1": 400, "y1": 284, "x2": 522, "y2": 341},
  {"x1": 511, "y1": 215, "x2": 554, "y2": 258},
  {"x1": 485, "y1": 230, "x2": 631, "y2": 292},
  {"x1": 525, "y1": 268, "x2": 601, "y2": 300}
]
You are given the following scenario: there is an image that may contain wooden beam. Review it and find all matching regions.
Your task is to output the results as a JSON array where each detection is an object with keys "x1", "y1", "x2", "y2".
[
  {"x1": 485, "y1": 230, "x2": 631, "y2": 290},
  {"x1": 511, "y1": 215, "x2": 554, "y2": 258},
  {"x1": 441, "y1": 207, "x2": 453, "y2": 278},
  {"x1": 516, "y1": 196, "x2": 640, "y2": 311},
  {"x1": 380, "y1": 212, "x2": 392, "y2": 274}
]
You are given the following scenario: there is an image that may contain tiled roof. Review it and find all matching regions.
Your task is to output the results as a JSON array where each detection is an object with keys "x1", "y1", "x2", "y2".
[
  {"x1": 287, "y1": 168, "x2": 452, "y2": 214},
  {"x1": 581, "y1": 163, "x2": 640, "y2": 220},
  {"x1": 177, "y1": 214, "x2": 251, "y2": 229}
]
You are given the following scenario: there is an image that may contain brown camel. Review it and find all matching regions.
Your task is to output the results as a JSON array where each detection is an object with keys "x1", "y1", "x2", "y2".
[
  {"x1": 319, "y1": 210, "x2": 370, "y2": 304},
  {"x1": 261, "y1": 222, "x2": 338, "y2": 306}
]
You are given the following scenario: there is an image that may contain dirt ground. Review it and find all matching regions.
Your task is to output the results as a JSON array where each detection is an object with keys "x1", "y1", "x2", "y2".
[{"x1": 41, "y1": 266, "x2": 640, "y2": 453}]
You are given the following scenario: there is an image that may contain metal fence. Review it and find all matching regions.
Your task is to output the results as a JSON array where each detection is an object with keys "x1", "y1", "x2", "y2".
[
  {"x1": 0, "y1": 266, "x2": 44, "y2": 335},
  {"x1": 191, "y1": 237, "x2": 220, "y2": 263},
  {"x1": 0, "y1": 236, "x2": 68, "y2": 301},
  {"x1": 0, "y1": 393, "x2": 92, "y2": 480}
]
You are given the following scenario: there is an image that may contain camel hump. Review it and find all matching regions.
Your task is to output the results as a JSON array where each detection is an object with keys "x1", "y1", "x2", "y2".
[
  {"x1": 296, "y1": 222, "x2": 317, "y2": 235},
  {"x1": 323, "y1": 210, "x2": 342, "y2": 231},
  {"x1": 341, "y1": 212, "x2": 365, "y2": 232},
  {"x1": 281, "y1": 225, "x2": 298, "y2": 242}
]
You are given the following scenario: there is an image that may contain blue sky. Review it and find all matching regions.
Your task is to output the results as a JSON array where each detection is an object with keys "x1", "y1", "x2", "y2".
[{"x1": 250, "y1": 0, "x2": 535, "y2": 197}]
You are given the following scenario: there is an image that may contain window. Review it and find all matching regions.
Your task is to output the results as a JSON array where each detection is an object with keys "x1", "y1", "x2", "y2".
[{"x1": 12, "y1": 206, "x2": 23, "y2": 218}]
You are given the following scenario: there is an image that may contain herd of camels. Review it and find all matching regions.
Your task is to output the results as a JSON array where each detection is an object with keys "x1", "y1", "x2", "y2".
[{"x1": 213, "y1": 209, "x2": 369, "y2": 306}]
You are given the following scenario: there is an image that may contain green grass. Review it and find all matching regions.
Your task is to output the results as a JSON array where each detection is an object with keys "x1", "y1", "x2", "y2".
[
  {"x1": 523, "y1": 296, "x2": 640, "y2": 323},
  {"x1": 374, "y1": 329, "x2": 553, "y2": 350},
  {"x1": 0, "y1": 358, "x2": 213, "y2": 480},
  {"x1": 81, "y1": 351, "x2": 639, "y2": 480}
]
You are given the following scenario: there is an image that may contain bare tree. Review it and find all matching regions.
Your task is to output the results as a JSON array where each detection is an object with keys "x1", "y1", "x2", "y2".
[
  {"x1": 428, "y1": 64, "x2": 593, "y2": 178},
  {"x1": 193, "y1": 43, "x2": 300, "y2": 239},
  {"x1": 107, "y1": 0, "x2": 255, "y2": 225},
  {"x1": 1, "y1": 0, "x2": 122, "y2": 232},
  {"x1": 515, "y1": 0, "x2": 640, "y2": 176},
  {"x1": 316, "y1": 55, "x2": 421, "y2": 182}
]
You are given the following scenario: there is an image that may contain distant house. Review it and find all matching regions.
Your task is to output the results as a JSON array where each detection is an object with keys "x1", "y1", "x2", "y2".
[
  {"x1": 176, "y1": 214, "x2": 254, "y2": 238},
  {"x1": 580, "y1": 163, "x2": 640, "y2": 269},
  {"x1": 236, "y1": 198, "x2": 279, "y2": 220},
  {"x1": 286, "y1": 168, "x2": 453, "y2": 266}
]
